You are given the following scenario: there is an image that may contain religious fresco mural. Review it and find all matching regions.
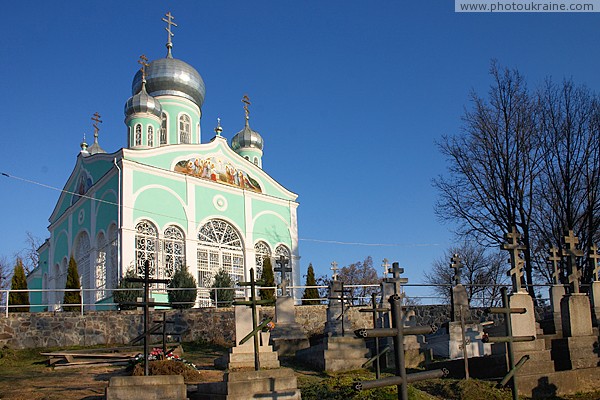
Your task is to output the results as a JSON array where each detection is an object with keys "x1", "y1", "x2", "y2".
[
  {"x1": 71, "y1": 170, "x2": 93, "y2": 205},
  {"x1": 174, "y1": 156, "x2": 262, "y2": 193}
]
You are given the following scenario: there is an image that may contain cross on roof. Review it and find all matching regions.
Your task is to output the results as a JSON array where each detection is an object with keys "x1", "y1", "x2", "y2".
[
  {"x1": 589, "y1": 245, "x2": 600, "y2": 282},
  {"x1": 450, "y1": 253, "x2": 463, "y2": 285},
  {"x1": 242, "y1": 94, "x2": 251, "y2": 121},
  {"x1": 330, "y1": 261, "x2": 339, "y2": 281},
  {"x1": 382, "y1": 258, "x2": 390, "y2": 279},
  {"x1": 502, "y1": 226, "x2": 526, "y2": 293},
  {"x1": 162, "y1": 11, "x2": 177, "y2": 56},
  {"x1": 562, "y1": 230, "x2": 584, "y2": 294},
  {"x1": 274, "y1": 255, "x2": 292, "y2": 295},
  {"x1": 138, "y1": 54, "x2": 149, "y2": 81},
  {"x1": 91, "y1": 112, "x2": 102, "y2": 139},
  {"x1": 548, "y1": 247, "x2": 562, "y2": 285}
]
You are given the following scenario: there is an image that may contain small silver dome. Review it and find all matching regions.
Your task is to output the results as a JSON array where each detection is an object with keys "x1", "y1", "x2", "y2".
[
  {"x1": 132, "y1": 57, "x2": 205, "y2": 107},
  {"x1": 124, "y1": 82, "x2": 163, "y2": 118},
  {"x1": 231, "y1": 120, "x2": 264, "y2": 151}
]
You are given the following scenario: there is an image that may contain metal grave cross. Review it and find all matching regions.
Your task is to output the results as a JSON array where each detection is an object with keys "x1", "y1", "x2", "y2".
[
  {"x1": 502, "y1": 226, "x2": 526, "y2": 293},
  {"x1": 233, "y1": 268, "x2": 275, "y2": 371},
  {"x1": 274, "y1": 255, "x2": 292, "y2": 296},
  {"x1": 562, "y1": 230, "x2": 584, "y2": 294},
  {"x1": 589, "y1": 245, "x2": 600, "y2": 282},
  {"x1": 330, "y1": 261, "x2": 339, "y2": 281},
  {"x1": 450, "y1": 253, "x2": 463, "y2": 285},
  {"x1": 125, "y1": 260, "x2": 170, "y2": 376},
  {"x1": 548, "y1": 247, "x2": 562, "y2": 285},
  {"x1": 385, "y1": 262, "x2": 408, "y2": 296}
]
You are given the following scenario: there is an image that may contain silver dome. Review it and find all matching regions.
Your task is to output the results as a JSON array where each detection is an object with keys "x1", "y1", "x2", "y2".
[
  {"x1": 124, "y1": 83, "x2": 163, "y2": 118},
  {"x1": 231, "y1": 121, "x2": 264, "y2": 151},
  {"x1": 132, "y1": 57, "x2": 205, "y2": 107}
]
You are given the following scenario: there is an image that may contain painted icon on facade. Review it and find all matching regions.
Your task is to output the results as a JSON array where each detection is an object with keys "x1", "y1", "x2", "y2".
[{"x1": 174, "y1": 156, "x2": 262, "y2": 193}]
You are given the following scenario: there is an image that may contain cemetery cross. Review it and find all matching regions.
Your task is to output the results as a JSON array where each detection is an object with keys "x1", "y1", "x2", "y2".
[
  {"x1": 274, "y1": 255, "x2": 292, "y2": 296},
  {"x1": 588, "y1": 245, "x2": 600, "y2": 282},
  {"x1": 502, "y1": 226, "x2": 526, "y2": 293},
  {"x1": 548, "y1": 247, "x2": 562, "y2": 285},
  {"x1": 562, "y1": 230, "x2": 583, "y2": 294}
]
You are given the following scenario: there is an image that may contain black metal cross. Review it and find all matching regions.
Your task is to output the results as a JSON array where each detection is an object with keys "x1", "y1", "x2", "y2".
[
  {"x1": 548, "y1": 247, "x2": 562, "y2": 285},
  {"x1": 125, "y1": 260, "x2": 170, "y2": 376},
  {"x1": 274, "y1": 255, "x2": 292, "y2": 296},
  {"x1": 588, "y1": 245, "x2": 600, "y2": 282},
  {"x1": 502, "y1": 226, "x2": 526, "y2": 293},
  {"x1": 450, "y1": 253, "x2": 463, "y2": 285},
  {"x1": 234, "y1": 268, "x2": 275, "y2": 371},
  {"x1": 562, "y1": 230, "x2": 584, "y2": 294}
]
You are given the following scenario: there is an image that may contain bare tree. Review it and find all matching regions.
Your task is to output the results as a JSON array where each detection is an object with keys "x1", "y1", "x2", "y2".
[
  {"x1": 433, "y1": 61, "x2": 541, "y2": 299},
  {"x1": 14, "y1": 232, "x2": 42, "y2": 274},
  {"x1": 533, "y1": 79, "x2": 600, "y2": 283},
  {"x1": 338, "y1": 256, "x2": 381, "y2": 304},
  {"x1": 423, "y1": 241, "x2": 507, "y2": 307}
]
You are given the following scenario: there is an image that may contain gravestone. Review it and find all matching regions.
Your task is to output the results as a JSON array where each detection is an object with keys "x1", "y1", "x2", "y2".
[
  {"x1": 269, "y1": 255, "x2": 309, "y2": 355},
  {"x1": 427, "y1": 254, "x2": 490, "y2": 360},
  {"x1": 588, "y1": 245, "x2": 600, "y2": 326},
  {"x1": 295, "y1": 276, "x2": 369, "y2": 372},
  {"x1": 214, "y1": 304, "x2": 280, "y2": 370},
  {"x1": 548, "y1": 247, "x2": 565, "y2": 334}
]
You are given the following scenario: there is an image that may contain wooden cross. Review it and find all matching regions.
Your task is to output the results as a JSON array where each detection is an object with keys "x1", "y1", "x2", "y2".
[
  {"x1": 242, "y1": 94, "x2": 251, "y2": 121},
  {"x1": 330, "y1": 261, "x2": 339, "y2": 281},
  {"x1": 548, "y1": 247, "x2": 562, "y2": 285},
  {"x1": 162, "y1": 11, "x2": 177, "y2": 50},
  {"x1": 450, "y1": 253, "x2": 463, "y2": 285},
  {"x1": 138, "y1": 54, "x2": 149, "y2": 80},
  {"x1": 562, "y1": 230, "x2": 583, "y2": 294},
  {"x1": 502, "y1": 226, "x2": 526, "y2": 293},
  {"x1": 274, "y1": 255, "x2": 292, "y2": 296},
  {"x1": 382, "y1": 258, "x2": 390, "y2": 279},
  {"x1": 589, "y1": 244, "x2": 600, "y2": 282},
  {"x1": 91, "y1": 112, "x2": 102, "y2": 138}
]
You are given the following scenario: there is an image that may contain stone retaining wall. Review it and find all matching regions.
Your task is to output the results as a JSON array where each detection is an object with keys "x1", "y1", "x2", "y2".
[{"x1": 1, "y1": 303, "x2": 546, "y2": 349}]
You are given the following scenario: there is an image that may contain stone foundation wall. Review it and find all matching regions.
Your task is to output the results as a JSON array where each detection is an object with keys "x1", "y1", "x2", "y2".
[{"x1": 0, "y1": 303, "x2": 532, "y2": 349}]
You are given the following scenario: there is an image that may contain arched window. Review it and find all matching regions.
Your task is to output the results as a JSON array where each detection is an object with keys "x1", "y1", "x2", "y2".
[
  {"x1": 253, "y1": 157, "x2": 259, "y2": 166},
  {"x1": 108, "y1": 224, "x2": 118, "y2": 291},
  {"x1": 135, "y1": 220, "x2": 157, "y2": 280},
  {"x1": 254, "y1": 241, "x2": 271, "y2": 278},
  {"x1": 75, "y1": 231, "x2": 91, "y2": 307},
  {"x1": 275, "y1": 244, "x2": 292, "y2": 292},
  {"x1": 160, "y1": 112, "x2": 168, "y2": 145},
  {"x1": 134, "y1": 124, "x2": 142, "y2": 146},
  {"x1": 197, "y1": 219, "x2": 244, "y2": 304},
  {"x1": 147, "y1": 126, "x2": 154, "y2": 147},
  {"x1": 163, "y1": 225, "x2": 185, "y2": 279},
  {"x1": 179, "y1": 114, "x2": 191, "y2": 144},
  {"x1": 95, "y1": 232, "x2": 107, "y2": 301}
]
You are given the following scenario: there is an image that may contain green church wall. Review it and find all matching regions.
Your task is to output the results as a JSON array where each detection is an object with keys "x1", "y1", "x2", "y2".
[
  {"x1": 253, "y1": 212, "x2": 292, "y2": 247},
  {"x1": 194, "y1": 186, "x2": 245, "y2": 230},
  {"x1": 132, "y1": 170, "x2": 187, "y2": 201},
  {"x1": 53, "y1": 230, "x2": 70, "y2": 266},
  {"x1": 133, "y1": 186, "x2": 188, "y2": 229},
  {"x1": 159, "y1": 98, "x2": 201, "y2": 144}
]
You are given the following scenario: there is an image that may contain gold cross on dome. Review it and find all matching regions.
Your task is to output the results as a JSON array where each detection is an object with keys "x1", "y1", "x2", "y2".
[
  {"x1": 91, "y1": 112, "x2": 102, "y2": 136},
  {"x1": 242, "y1": 95, "x2": 251, "y2": 120},
  {"x1": 162, "y1": 12, "x2": 177, "y2": 44},
  {"x1": 138, "y1": 54, "x2": 149, "y2": 80}
]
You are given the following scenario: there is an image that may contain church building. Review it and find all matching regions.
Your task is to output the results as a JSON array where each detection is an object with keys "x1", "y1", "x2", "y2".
[{"x1": 27, "y1": 13, "x2": 301, "y2": 310}]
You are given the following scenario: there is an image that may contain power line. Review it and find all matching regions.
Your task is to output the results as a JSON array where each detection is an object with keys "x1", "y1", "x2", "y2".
[{"x1": 2, "y1": 172, "x2": 442, "y2": 249}]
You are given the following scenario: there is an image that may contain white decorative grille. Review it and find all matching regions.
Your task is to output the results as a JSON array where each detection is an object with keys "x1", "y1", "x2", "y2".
[
  {"x1": 95, "y1": 232, "x2": 107, "y2": 301},
  {"x1": 147, "y1": 126, "x2": 154, "y2": 147},
  {"x1": 179, "y1": 114, "x2": 191, "y2": 144},
  {"x1": 135, "y1": 220, "x2": 157, "y2": 279},
  {"x1": 75, "y1": 231, "x2": 91, "y2": 307},
  {"x1": 160, "y1": 113, "x2": 167, "y2": 144},
  {"x1": 163, "y1": 225, "x2": 185, "y2": 279},
  {"x1": 197, "y1": 219, "x2": 245, "y2": 304},
  {"x1": 254, "y1": 241, "x2": 271, "y2": 278},
  {"x1": 135, "y1": 124, "x2": 142, "y2": 146}
]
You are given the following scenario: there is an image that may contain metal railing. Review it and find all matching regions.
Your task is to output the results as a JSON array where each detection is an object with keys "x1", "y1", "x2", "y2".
[{"x1": 0, "y1": 282, "x2": 561, "y2": 317}]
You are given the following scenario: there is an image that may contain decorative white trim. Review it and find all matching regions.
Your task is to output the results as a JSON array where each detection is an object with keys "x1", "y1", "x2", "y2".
[{"x1": 213, "y1": 195, "x2": 228, "y2": 211}]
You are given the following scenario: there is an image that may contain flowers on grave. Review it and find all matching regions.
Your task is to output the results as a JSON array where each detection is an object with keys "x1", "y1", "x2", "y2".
[
  {"x1": 261, "y1": 320, "x2": 276, "y2": 332},
  {"x1": 129, "y1": 347, "x2": 197, "y2": 370}
]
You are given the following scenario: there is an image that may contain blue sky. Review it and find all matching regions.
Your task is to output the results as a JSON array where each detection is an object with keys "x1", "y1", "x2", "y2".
[{"x1": 1, "y1": 1, "x2": 599, "y2": 298}]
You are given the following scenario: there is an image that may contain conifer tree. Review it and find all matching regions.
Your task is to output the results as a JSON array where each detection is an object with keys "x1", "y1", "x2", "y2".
[
  {"x1": 9, "y1": 258, "x2": 29, "y2": 312},
  {"x1": 63, "y1": 256, "x2": 81, "y2": 312},
  {"x1": 113, "y1": 268, "x2": 143, "y2": 310},
  {"x1": 168, "y1": 266, "x2": 198, "y2": 309},
  {"x1": 259, "y1": 257, "x2": 275, "y2": 301},
  {"x1": 210, "y1": 268, "x2": 234, "y2": 308},
  {"x1": 302, "y1": 263, "x2": 321, "y2": 305}
]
